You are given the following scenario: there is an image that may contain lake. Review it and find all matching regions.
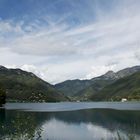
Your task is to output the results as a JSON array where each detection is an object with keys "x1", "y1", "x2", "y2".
[{"x1": 0, "y1": 102, "x2": 140, "y2": 140}]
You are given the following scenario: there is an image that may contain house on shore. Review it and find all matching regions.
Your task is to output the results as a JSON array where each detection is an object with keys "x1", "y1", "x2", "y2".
[{"x1": 121, "y1": 98, "x2": 127, "y2": 102}]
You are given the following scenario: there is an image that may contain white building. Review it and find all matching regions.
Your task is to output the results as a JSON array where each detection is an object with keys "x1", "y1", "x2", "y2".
[{"x1": 121, "y1": 98, "x2": 127, "y2": 102}]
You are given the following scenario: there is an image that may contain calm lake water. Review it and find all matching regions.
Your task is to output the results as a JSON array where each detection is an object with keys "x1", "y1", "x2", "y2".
[{"x1": 0, "y1": 102, "x2": 140, "y2": 140}]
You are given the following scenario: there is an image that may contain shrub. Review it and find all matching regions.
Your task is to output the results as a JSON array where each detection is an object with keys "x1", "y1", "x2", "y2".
[{"x1": 0, "y1": 88, "x2": 6, "y2": 105}]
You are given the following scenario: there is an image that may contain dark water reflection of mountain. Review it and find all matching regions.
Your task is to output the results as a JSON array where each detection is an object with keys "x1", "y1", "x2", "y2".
[{"x1": 0, "y1": 107, "x2": 140, "y2": 139}]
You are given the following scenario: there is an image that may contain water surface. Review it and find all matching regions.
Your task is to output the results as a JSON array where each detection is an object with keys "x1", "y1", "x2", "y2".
[
  {"x1": 4, "y1": 102, "x2": 140, "y2": 111},
  {"x1": 0, "y1": 102, "x2": 140, "y2": 140}
]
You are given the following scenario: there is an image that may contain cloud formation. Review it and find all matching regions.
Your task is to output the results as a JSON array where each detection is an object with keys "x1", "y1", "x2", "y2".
[{"x1": 0, "y1": 0, "x2": 140, "y2": 84}]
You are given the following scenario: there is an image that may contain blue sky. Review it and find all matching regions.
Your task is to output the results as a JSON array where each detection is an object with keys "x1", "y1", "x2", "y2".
[
  {"x1": 0, "y1": 0, "x2": 140, "y2": 83},
  {"x1": 0, "y1": 0, "x2": 117, "y2": 23}
]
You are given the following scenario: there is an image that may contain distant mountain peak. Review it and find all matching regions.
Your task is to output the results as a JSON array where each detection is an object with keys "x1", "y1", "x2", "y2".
[
  {"x1": 0, "y1": 66, "x2": 36, "y2": 78},
  {"x1": 100, "y1": 70, "x2": 117, "y2": 80},
  {"x1": 0, "y1": 65, "x2": 7, "y2": 70},
  {"x1": 104, "y1": 70, "x2": 115, "y2": 75}
]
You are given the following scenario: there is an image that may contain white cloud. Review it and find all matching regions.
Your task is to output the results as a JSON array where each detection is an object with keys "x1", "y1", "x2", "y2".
[
  {"x1": 0, "y1": 1, "x2": 140, "y2": 83},
  {"x1": 42, "y1": 119, "x2": 116, "y2": 140},
  {"x1": 6, "y1": 64, "x2": 47, "y2": 81},
  {"x1": 21, "y1": 64, "x2": 45, "y2": 78},
  {"x1": 85, "y1": 65, "x2": 116, "y2": 79}
]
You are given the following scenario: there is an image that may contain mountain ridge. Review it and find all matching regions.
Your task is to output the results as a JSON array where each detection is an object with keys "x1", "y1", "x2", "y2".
[
  {"x1": 1, "y1": 65, "x2": 140, "y2": 102},
  {"x1": 0, "y1": 65, "x2": 68, "y2": 102},
  {"x1": 90, "y1": 71, "x2": 140, "y2": 101},
  {"x1": 55, "y1": 65, "x2": 140, "y2": 100}
]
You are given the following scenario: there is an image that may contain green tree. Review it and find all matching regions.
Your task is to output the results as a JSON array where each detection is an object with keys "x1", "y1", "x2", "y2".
[{"x1": 0, "y1": 88, "x2": 6, "y2": 105}]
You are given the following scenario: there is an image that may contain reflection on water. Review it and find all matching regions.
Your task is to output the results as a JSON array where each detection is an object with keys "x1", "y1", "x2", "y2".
[
  {"x1": 0, "y1": 109, "x2": 42, "y2": 140},
  {"x1": 42, "y1": 118, "x2": 117, "y2": 140},
  {"x1": 0, "y1": 107, "x2": 140, "y2": 140}
]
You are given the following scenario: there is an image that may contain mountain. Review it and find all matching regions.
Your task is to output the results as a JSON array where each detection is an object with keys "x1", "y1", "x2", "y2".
[
  {"x1": 54, "y1": 79, "x2": 91, "y2": 97},
  {"x1": 91, "y1": 71, "x2": 140, "y2": 101},
  {"x1": 76, "y1": 66, "x2": 140, "y2": 100},
  {"x1": 0, "y1": 65, "x2": 140, "y2": 102},
  {"x1": 90, "y1": 65, "x2": 140, "y2": 81},
  {"x1": 54, "y1": 71, "x2": 117, "y2": 98},
  {"x1": 74, "y1": 79, "x2": 114, "y2": 100},
  {"x1": 55, "y1": 65, "x2": 140, "y2": 100},
  {"x1": 0, "y1": 66, "x2": 67, "y2": 102}
]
